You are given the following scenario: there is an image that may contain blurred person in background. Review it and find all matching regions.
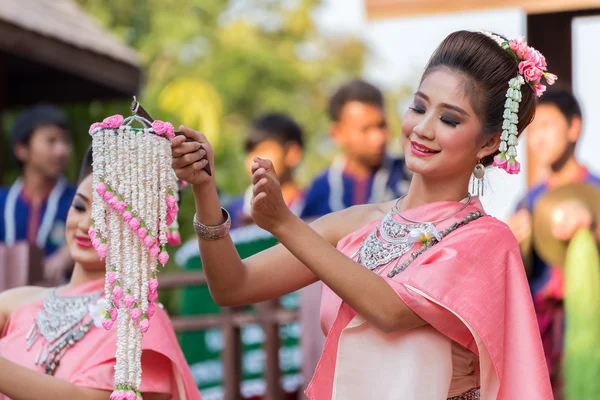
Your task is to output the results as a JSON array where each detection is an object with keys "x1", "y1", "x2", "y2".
[
  {"x1": 507, "y1": 89, "x2": 600, "y2": 391},
  {"x1": 300, "y1": 79, "x2": 410, "y2": 220},
  {"x1": 299, "y1": 79, "x2": 411, "y2": 390},
  {"x1": 226, "y1": 113, "x2": 305, "y2": 229},
  {"x1": 0, "y1": 105, "x2": 76, "y2": 286}
]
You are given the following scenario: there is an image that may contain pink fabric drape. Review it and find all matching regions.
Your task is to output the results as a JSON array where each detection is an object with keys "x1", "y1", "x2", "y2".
[
  {"x1": 0, "y1": 278, "x2": 201, "y2": 400},
  {"x1": 307, "y1": 198, "x2": 552, "y2": 399}
]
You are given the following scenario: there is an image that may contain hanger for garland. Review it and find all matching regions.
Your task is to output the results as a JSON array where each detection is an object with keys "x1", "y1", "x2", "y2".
[{"x1": 130, "y1": 97, "x2": 212, "y2": 176}]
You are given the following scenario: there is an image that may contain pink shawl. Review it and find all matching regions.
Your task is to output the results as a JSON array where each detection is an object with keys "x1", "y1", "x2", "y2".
[{"x1": 306, "y1": 198, "x2": 552, "y2": 399}]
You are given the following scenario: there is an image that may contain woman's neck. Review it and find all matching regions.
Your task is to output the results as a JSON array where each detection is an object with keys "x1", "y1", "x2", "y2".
[
  {"x1": 402, "y1": 173, "x2": 470, "y2": 211},
  {"x1": 68, "y1": 263, "x2": 105, "y2": 288}
]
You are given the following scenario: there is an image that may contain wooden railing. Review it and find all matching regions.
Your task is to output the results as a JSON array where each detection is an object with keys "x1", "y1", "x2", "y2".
[{"x1": 160, "y1": 272, "x2": 301, "y2": 400}]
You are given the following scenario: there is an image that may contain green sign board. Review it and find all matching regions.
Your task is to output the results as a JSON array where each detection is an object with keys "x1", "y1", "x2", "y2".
[{"x1": 175, "y1": 225, "x2": 302, "y2": 399}]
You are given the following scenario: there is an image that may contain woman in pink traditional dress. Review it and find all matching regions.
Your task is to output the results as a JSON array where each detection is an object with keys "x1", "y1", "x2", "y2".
[
  {"x1": 172, "y1": 31, "x2": 555, "y2": 399},
  {"x1": 0, "y1": 148, "x2": 201, "y2": 400}
]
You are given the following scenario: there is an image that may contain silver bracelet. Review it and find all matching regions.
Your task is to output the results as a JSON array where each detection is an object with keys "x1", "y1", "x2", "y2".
[{"x1": 193, "y1": 208, "x2": 231, "y2": 240}]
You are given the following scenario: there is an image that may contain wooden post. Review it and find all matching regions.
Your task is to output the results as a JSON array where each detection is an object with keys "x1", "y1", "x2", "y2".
[
  {"x1": 258, "y1": 300, "x2": 284, "y2": 400},
  {"x1": 222, "y1": 307, "x2": 242, "y2": 400}
]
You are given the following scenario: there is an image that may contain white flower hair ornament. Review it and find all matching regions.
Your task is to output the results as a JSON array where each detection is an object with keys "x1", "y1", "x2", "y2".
[
  {"x1": 88, "y1": 108, "x2": 180, "y2": 400},
  {"x1": 481, "y1": 32, "x2": 558, "y2": 174}
]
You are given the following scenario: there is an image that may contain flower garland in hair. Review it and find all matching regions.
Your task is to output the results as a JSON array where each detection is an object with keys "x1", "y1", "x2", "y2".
[
  {"x1": 88, "y1": 114, "x2": 179, "y2": 400},
  {"x1": 481, "y1": 31, "x2": 557, "y2": 175}
]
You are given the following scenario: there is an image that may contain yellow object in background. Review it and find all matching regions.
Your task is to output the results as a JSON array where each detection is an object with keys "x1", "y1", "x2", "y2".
[{"x1": 159, "y1": 78, "x2": 223, "y2": 147}]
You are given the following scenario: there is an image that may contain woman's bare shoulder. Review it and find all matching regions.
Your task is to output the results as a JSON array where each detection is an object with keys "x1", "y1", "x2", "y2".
[
  {"x1": 0, "y1": 286, "x2": 51, "y2": 316},
  {"x1": 310, "y1": 203, "x2": 387, "y2": 245}
]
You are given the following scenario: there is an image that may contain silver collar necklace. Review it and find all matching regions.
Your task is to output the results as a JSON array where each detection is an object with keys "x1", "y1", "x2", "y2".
[{"x1": 353, "y1": 194, "x2": 472, "y2": 274}]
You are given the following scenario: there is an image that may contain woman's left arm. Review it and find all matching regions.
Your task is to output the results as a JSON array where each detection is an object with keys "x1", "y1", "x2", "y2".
[
  {"x1": 0, "y1": 357, "x2": 170, "y2": 400},
  {"x1": 251, "y1": 158, "x2": 426, "y2": 333},
  {"x1": 0, "y1": 357, "x2": 111, "y2": 400}
]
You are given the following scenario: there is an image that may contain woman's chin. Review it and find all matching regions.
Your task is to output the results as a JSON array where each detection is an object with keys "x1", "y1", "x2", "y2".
[{"x1": 71, "y1": 248, "x2": 104, "y2": 271}]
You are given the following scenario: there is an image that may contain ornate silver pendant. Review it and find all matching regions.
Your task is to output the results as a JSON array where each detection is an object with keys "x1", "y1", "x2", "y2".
[
  {"x1": 25, "y1": 289, "x2": 101, "y2": 375},
  {"x1": 354, "y1": 212, "x2": 441, "y2": 274}
]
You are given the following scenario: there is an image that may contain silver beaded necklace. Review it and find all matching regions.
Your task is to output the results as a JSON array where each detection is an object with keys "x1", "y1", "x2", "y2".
[
  {"x1": 352, "y1": 194, "x2": 477, "y2": 276},
  {"x1": 25, "y1": 288, "x2": 102, "y2": 375}
]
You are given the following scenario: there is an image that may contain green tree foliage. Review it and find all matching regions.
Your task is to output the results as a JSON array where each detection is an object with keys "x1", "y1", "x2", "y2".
[
  {"x1": 72, "y1": 0, "x2": 369, "y2": 244},
  {"x1": 563, "y1": 228, "x2": 600, "y2": 399}
]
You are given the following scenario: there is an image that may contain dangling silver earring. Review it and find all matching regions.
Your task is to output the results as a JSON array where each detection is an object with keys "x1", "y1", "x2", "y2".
[{"x1": 472, "y1": 160, "x2": 485, "y2": 196}]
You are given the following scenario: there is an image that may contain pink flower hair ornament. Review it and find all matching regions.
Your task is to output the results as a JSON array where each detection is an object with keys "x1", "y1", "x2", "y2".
[{"x1": 481, "y1": 31, "x2": 557, "y2": 175}]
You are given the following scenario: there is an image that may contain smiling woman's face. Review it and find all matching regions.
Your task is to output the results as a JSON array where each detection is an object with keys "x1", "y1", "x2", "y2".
[
  {"x1": 64, "y1": 174, "x2": 105, "y2": 270},
  {"x1": 401, "y1": 68, "x2": 498, "y2": 181}
]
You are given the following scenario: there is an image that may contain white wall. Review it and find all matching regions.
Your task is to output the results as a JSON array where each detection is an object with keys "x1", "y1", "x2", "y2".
[{"x1": 573, "y1": 16, "x2": 600, "y2": 178}]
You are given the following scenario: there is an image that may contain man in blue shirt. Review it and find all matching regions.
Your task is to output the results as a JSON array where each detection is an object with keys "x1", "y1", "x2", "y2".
[
  {"x1": 226, "y1": 113, "x2": 305, "y2": 229},
  {"x1": 507, "y1": 89, "x2": 600, "y2": 389},
  {"x1": 301, "y1": 79, "x2": 410, "y2": 219},
  {"x1": 0, "y1": 105, "x2": 76, "y2": 284},
  {"x1": 299, "y1": 79, "x2": 410, "y2": 390}
]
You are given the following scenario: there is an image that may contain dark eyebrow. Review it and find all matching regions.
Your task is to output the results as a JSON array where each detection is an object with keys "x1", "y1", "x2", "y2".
[
  {"x1": 440, "y1": 103, "x2": 469, "y2": 116},
  {"x1": 415, "y1": 91, "x2": 469, "y2": 116},
  {"x1": 75, "y1": 193, "x2": 90, "y2": 203},
  {"x1": 415, "y1": 91, "x2": 429, "y2": 101}
]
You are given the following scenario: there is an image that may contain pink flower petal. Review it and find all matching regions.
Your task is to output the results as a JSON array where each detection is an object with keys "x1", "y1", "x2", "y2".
[
  {"x1": 102, "y1": 318, "x2": 114, "y2": 330},
  {"x1": 144, "y1": 235, "x2": 155, "y2": 248},
  {"x1": 131, "y1": 308, "x2": 142, "y2": 322},
  {"x1": 146, "y1": 303, "x2": 156, "y2": 318},
  {"x1": 137, "y1": 227, "x2": 148, "y2": 239},
  {"x1": 140, "y1": 318, "x2": 150, "y2": 333},
  {"x1": 123, "y1": 211, "x2": 133, "y2": 223},
  {"x1": 158, "y1": 251, "x2": 169, "y2": 266},
  {"x1": 96, "y1": 182, "x2": 107, "y2": 196},
  {"x1": 115, "y1": 201, "x2": 127, "y2": 214},
  {"x1": 124, "y1": 294, "x2": 135, "y2": 309},
  {"x1": 148, "y1": 278, "x2": 159, "y2": 292},
  {"x1": 128, "y1": 218, "x2": 140, "y2": 231},
  {"x1": 149, "y1": 245, "x2": 160, "y2": 258},
  {"x1": 102, "y1": 115, "x2": 124, "y2": 129},
  {"x1": 113, "y1": 285, "x2": 123, "y2": 301},
  {"x1": 148, "y1": 290, "x2": 158, "y2": 302},
  {"x1": 107, "y1": 195, "x2": 118, "y2": 208},
  {"x1": 151, "y1": 120, "x2": 167, "y2": 135}
]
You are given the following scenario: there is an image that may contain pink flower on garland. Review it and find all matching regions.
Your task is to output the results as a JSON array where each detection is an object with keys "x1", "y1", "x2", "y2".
[
  {"x1": 124, "y1": 293, "x2": 135, "y2": 309},
  {"x1": 131, "y1": 307, "x2": 142, "y2": 322},
  {"x1": 102, "y1": 115, "x2": 124, "y2": 129},
  {"x1": 89, "y1": 122, "x2": 105, "y2": 135},
  {"x1": 102, "y1": 317, "x2": 114, "y2": 331},
  {"x1": 96, "y1": 181, "x2": 107, "y2": 196},
  {"x1": 493, "y1": 153, "x2": 508, "y2": 169},
  {"x1": 506, "y1": 158, "x2": 521, "y2": 175},
  {"x1": 146, "y1": 303, "x2": 156, "y2": 318},
  {"x1": 140, "y1": 316, "x2": 150, "y2": 333},
  {"x1": 152, "y1": 120, "x2": 176, "y2": 138}
]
